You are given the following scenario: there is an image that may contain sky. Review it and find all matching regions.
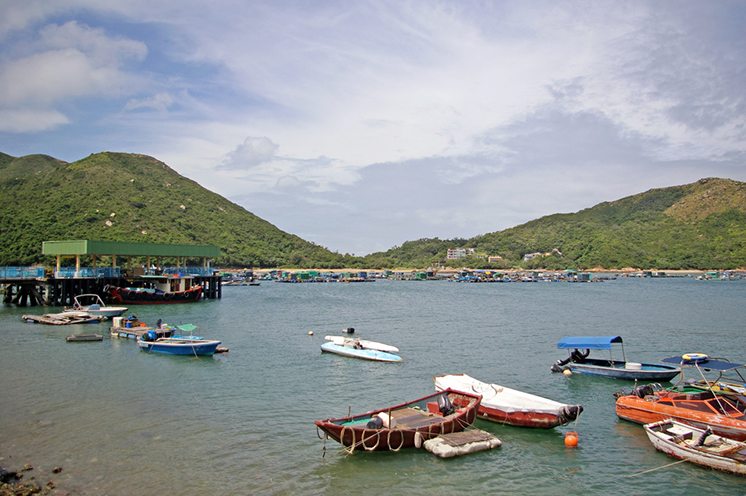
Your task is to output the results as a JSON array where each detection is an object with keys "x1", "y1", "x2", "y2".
[{"x1": 1, "y1": 1, "x2": 745, "y2": 255}]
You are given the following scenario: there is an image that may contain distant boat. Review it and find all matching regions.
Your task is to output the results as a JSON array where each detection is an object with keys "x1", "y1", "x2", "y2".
[
  {"x1": 434, "y1": 373, "x2": 583, "y2": 428},
  {"x1": 551, "y1": 336, "x2": 681, "y2": 381},
  {"x1": 644, "y1": 419, "x2": 746, "y2": 476},
  {"x1": 69, "y1": 293, "x2": 128, "y2": 318},
  {"x1": 320, "y1": 340, "x2": 402, "y2": 362},
  {"x1": 106, "y1": 275, "x2": 203, "y2": 304},
  {"x1": 314, "y1": 389, "x2": 481, "y2": 452}
]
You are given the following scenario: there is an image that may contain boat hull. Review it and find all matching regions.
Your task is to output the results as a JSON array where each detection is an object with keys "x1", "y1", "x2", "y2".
[
  {"x1": 315, "y1": 389, "x2": 480, "y2": 452},
  {"x1": 434, "y1": 374, "x2": 582, "y2": 428},
  {"x1": 137, "y1": 338, "x2": 221, "y2": 356},
  {"x1": 616, "y1": 393, "x2": 746, "y2": 441},
  {"x1": 644, "y1": 420, "x2": 746, "y2": 476},
  {"x1": 320, "y1": 342, "x2": 401, "y2": 362},
  {"x1": 561, "y1": 358, "x2": 680, "y2": 381},
  {"x1": 108, "y1": 286, "x2": 203, "y2": 305}
]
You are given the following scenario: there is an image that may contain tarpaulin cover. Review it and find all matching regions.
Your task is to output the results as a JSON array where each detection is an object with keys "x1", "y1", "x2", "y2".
[{"x1": 557, "y1": 336, "x2": 623, "y2": 350}]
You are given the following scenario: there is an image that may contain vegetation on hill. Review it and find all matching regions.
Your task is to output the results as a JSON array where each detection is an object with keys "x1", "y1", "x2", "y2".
[
  {"x1": 1, "y1": 150, "x2": 744, "y2": 270},
  {"x1": 0, "y1": 152, "x2": 356, "y2": 267},
  {"x1": 363, "y1": 178, "x2": 746, "y2": 270}
]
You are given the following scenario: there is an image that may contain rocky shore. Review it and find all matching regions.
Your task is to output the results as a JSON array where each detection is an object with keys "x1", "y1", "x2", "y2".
[{"x1": 0, "y1": 464, "x2": 68, "y2": 496}]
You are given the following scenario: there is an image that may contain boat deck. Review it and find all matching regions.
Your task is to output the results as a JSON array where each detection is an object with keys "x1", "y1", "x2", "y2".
[{"x1": 390, "y1": 407, "x2": 447, "y2": 429}]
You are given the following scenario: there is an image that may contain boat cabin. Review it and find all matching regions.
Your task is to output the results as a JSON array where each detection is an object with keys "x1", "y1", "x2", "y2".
[{"x1": 140, "y1": 274, "x2": 197, "y2": 293}]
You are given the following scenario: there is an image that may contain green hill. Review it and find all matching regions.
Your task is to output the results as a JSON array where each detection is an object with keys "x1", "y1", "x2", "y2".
[
  {"x1": 363, "y1": 178, "x2": 746, "y2": 270},
  {"x1": 0, "y1": 152, "x2": 355, "y2": 267}
]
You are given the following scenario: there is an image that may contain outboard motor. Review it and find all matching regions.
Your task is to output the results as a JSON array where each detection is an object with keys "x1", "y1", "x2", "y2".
[
  {"x1": 560, "y1": 404, "x2": 584, "y2": 423},
  {"x1": 143, "y1": 330, "x2": 157, "y2": 342},
  {"x1": 633, "y1": 384, "x2": 655, "y2": 398},
  {"x1": 437, "y1": 394, "x2": 455, "y2": 416},
  {"x1": 343, "y1": 327, "x2": 355, "y2": 334},
  {"x1": 695, "y1": 427, "x2": 713, "y2": 446}
]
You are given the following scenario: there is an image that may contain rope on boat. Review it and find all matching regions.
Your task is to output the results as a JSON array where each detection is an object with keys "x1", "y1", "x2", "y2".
[{"x1": 625, "y1": 459, "x2": 688, "y2": 477}]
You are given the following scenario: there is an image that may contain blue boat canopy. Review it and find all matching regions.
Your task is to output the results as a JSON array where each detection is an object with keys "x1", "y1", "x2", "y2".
[
  {"x1": 661, "y1": 356, "x2": 744, "y2": 371},
  {"x1": 557, "y1": 336, "x2": 623, "y2": 350}
]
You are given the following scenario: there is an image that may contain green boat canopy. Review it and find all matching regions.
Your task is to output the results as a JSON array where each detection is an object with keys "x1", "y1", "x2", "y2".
[{"x1": 557, "y1": 336, "x2": 623, "y2": 350}]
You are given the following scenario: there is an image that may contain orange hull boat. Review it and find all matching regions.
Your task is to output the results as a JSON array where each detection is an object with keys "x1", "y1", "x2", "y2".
[{"x1": 616, "y1": 386, "x2": 746, "y2": 441}]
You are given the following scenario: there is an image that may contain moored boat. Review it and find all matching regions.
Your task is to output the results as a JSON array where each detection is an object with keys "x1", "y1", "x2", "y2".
[
  {"x1": 551, "y1": 336, "x2": 680, "y2": 381},
  {"x1": 314, "y1": 389, "x2": 481, "y2": 452},
  {"x1": 615, "y1": 383, "x2": 746, "y2": 441},
  {"x1": 434, "y1": 373, "x2": 583, "y2": 428},
  {"x1": 107, "y1": 274, "x2": 203, "y2": 304},
  {"x1": 68, "y1": 294, "x2": 128, "y2": 318},
  {"x1": 320, "y1": 339, "x2": 401, "y2": 362},
  {"x1": 644, "y1": 419, "x2": 746, "y2": 476},
  {"x1": 324, "y1": 335, "x2": 399, "y2": 353},
  {"x1": 137, "y1": 331, "x2": 221, "y2": 356}
]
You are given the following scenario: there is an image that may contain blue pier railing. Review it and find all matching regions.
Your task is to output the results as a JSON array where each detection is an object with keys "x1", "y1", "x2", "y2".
[
  {"x1": 0, "y1": 266, "x2": 45, "y2": 279},
  {"x1": 162, "y1": 266, "x2": 217, "y2": 277},
  {"x1": 54, "y1": 267, "x2": 122, "y2": 279}
]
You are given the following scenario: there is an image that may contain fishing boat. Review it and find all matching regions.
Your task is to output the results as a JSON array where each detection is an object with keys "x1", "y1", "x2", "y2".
[
  {"x1": 664, "y1": 355, "x2": 746, "y2": 399},
  {"x1": 22, "y1": 311, "x2": 103, "y2": 325},
  {"x1": 615, "y1": 382, "x2": 746, "y2": 441},
  {"x1": 106, "y1": 274, "x2": 203, "y2": 304},
  {"x1": 320, "y1": 340, "x2": 402, "y2": 362},
  {"x1": 68, "y1": 294, "x2": 128, "y2": 318},
  {"x1": 551, "y1": 336, "x2": 681, "y2": 381},
  {"x1": 137, "y1": 331, "x2": 222, "y2": 356},
  {"x1": 314, "y1": 389, "x2": 481, "y2": 452},
  {"x1": 65, "y1": 333, "x2": 104, "y2": 342},
  {"x1": 434, "y1": 373, "x2": 583, "y2": 428},
  {"x1": 644, "y1": 419, "x2": 746, "y2": 476}
]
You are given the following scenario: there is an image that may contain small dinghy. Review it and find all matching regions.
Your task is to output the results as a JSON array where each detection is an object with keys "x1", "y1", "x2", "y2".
[
  {"x1": 137, "y1": 330, "x2": 221, "y2": 356},
  {"x1": 434, "y1": 374, "x2": 583, "y2": 428},
  {"x1": 65, "y1": 333, "x2": 104, "y2": 342},
  {"x1": 644, "y1": 419, "x2": 746, "y2": 476},
  {"x1": 315, "y1": 389, "x2": 481, "y2": 452},
  {"x1": 324, "y1": 335, "x2": 399, "y2": 353},
  {"x1": 320, "y1": 339, "x2": 401, "y2": 362}
]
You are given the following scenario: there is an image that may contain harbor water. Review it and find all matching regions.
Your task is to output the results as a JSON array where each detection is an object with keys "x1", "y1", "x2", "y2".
[{"x1": 1, "y1": 277, "x2": 745, "y2": 494}]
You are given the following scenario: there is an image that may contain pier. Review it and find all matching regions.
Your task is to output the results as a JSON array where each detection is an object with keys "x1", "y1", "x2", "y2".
[{"x1": 1, "y1": 240, "x2": 222, "y2": 307}]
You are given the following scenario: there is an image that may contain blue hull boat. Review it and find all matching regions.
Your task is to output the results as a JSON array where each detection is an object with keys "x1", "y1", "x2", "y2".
[
  {"x1": 321, "y1": 341, "x2": 402, "y2": 362},
  {"x1": 552, "y1": 336, "x2": 680, "y2": 381},
  {"x1": 138, "y1": 337, "x2": 221, "y2": 356}
]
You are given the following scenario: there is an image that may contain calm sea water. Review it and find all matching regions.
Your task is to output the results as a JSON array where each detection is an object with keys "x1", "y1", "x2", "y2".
[{"x1": 1, "y1": 277, "x2": 745, "y2": 495}]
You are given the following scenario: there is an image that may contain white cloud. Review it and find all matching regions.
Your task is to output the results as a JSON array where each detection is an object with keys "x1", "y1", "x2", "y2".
[
  {"x1": 124, "y1": 92, "x2": 175, "y2": 112},
  {"x1": 0, "y1": 108, "x2": 69, "y2": 132}
]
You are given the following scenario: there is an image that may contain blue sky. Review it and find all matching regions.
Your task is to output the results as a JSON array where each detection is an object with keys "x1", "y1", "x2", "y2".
[{"x1": 1, "y1": 1, "x2": 745, "y2": 255}]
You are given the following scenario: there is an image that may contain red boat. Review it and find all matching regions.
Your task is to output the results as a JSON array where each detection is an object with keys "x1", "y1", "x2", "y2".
[
  {"x1": 107, "y1": 274, "x2": 203, "y2": 305},
  {"x1": 315, "y1": 389, "x2": 481, "y2": 452}
]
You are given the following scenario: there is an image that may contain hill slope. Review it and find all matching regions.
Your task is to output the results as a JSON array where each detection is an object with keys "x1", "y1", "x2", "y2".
[
  {"x1": 0, "y1": 152, "x2": 353, "y2": 267},
  {"x1": 363, "y1": 178, "x2": 746, "y2": 270}
]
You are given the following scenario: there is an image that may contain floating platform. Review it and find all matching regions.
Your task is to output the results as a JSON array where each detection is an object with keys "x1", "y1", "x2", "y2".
[
  {"x1": 110, "y1": 326, "x2": 174, "y2": 340},
  {"x1": 22, "y1": 312, "x2": 103, "y2": 325},
  {"x1": 422, "y1": 429, "x2": 502, "y2": 458},
  {"x1": 66, "y1": 333, "x2": 104, "y2": 342}
]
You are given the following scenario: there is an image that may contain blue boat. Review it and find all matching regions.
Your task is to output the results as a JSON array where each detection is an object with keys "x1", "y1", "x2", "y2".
[
  {"x1": 551, "y1": 336, "x2": 680, "y2": 381},
  {"x1": 137, "y1": 331, "x2": 221, "y2": 356},
  {"x1": 320, "y1": 341, "x2": 402, "y2": 362}
]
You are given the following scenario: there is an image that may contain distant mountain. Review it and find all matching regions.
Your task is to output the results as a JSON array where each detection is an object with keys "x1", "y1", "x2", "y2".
[
  {"x1": 363, "y1": 178, "x2": 746, "y2": 270},
  {"x1": 0, "y1": 152, "x2": 355, "y2": 267}
]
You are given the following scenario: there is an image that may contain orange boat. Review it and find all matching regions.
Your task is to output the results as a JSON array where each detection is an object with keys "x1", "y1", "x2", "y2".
[{"x1": 616, "y1": 383, "x2": 746, "y2": 441}]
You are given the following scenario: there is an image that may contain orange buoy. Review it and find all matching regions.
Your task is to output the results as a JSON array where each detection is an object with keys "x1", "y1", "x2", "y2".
[{"x1": 564, "y1": 431, "x2": 579, "y2": 448}]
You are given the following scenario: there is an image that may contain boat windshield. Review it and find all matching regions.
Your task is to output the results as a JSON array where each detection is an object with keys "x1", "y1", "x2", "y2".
[{"x1": 705, "y1": 397, "x2": 744, "y2": 416}]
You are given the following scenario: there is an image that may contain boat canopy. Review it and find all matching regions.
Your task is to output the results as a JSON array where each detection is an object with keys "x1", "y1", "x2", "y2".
[
  {"x1": 557, "y1": 336, "x2": 623, "y2": 350},
  {"x1": 661, "y1": 356, "x2": 745, "y2": 371}
]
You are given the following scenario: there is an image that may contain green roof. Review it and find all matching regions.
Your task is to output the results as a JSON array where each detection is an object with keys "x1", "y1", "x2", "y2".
[{"x1": 42, "y1": 240, "x2": 220, "y2": 258}]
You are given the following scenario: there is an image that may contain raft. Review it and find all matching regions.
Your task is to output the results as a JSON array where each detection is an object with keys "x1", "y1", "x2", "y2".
[{"x1": 422, "y1": 429, "x2": 502, "y2": 458}]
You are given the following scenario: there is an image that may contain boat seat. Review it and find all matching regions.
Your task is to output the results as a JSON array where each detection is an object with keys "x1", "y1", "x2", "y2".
[{"x1": 670, "y1": 432, "x2": 694, "y2": 443}]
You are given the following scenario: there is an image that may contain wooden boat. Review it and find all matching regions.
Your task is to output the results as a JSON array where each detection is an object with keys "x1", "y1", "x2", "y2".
[
  {"x1": 68, "y1": 294, "x2": 127, "y2": 318},
  {"x1": 616, "y1": 383, "x2": 746, "y2": 441},
  {"x1": 324, "y1": 335, "x2": 399, "y2": 353},
  {"x1": 137, "y1": 332, "x2": 222, "y2": 356},
  {"x1": 107, "y1": 275, "x2": 202, "y2": 304},
  {"x1": 551, "y1": 336, "x2": 680, "y2": 381},
  {"x1": 65, "y1": 333, "x2": 104, "y2": 342},
  {"x1": 644, "y1": 419, "x2": 746, "y2": 476},
  {"x1": 434, "y1": 373, "x2": 583, "y2": 428},
  {"x1": 22, "y1": 311, "x2": 103, "y2": 325},
  {"x1": 314, "y1": 389, "x2": 481, "y2": 452},
  {"x1": 320, "y1": 341, "x2": 402, "y2": 362}
]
